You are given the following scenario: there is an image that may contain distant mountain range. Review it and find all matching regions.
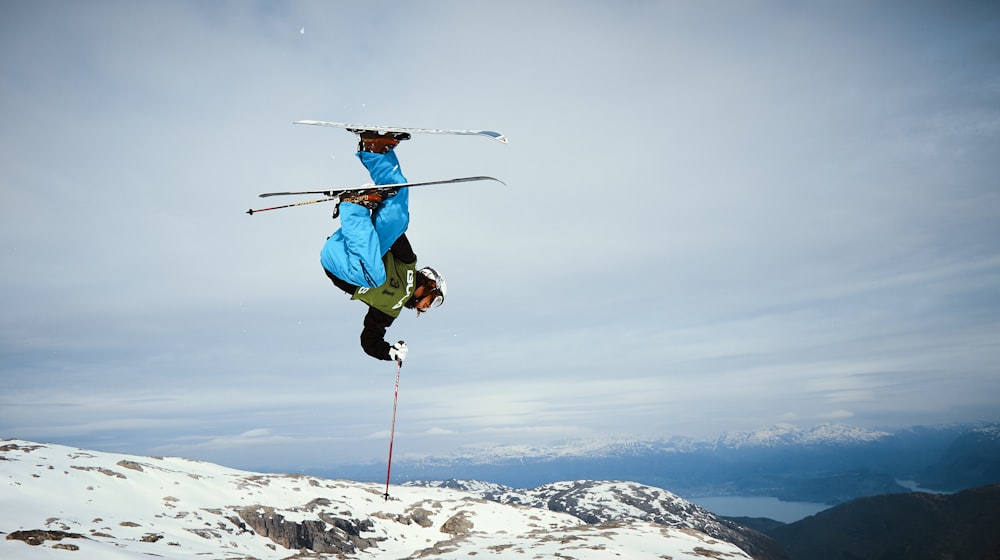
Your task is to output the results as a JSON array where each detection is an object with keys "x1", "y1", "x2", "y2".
[
  {"x1": 712, "y1": 423, "x2": 892, "y2": 448},
  {"x1": 412, "y1": 423, "x2": 902, "y2": 463},
  {"x1": 323, "y1": 422, "x2": 1000, "y2": 506}
]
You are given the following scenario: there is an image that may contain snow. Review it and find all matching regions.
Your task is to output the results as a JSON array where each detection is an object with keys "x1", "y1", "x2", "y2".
[
  {"x1": 714, "y1": 423, "x2": 891, "y2": 448},
  {"x1": 409, "y1": 423, "x2": 894, "y2": 466},
  {"x1": 1, "y1": 439, "x2": 752, "y2": 559},
  {"x1": 972, "y1": 424, "x2": 1000, "y2": 439}
]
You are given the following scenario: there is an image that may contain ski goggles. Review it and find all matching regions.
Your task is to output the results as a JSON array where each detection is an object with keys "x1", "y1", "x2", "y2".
[{"x1": 422, "y1": 288, "x2": 444, "y2": 308}]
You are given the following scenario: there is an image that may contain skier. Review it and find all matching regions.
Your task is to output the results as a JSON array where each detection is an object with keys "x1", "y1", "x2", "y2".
[{"x1": 320, "y1": 131, "x2": 447, "y2": 362}]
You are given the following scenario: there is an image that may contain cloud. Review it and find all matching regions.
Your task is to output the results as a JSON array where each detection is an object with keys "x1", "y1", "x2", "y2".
[
  {"x1": 820, "y1": 410, "x2": 855, "y2": 420},
  {"x1": 1, "y1": 0, "x2": 998, "y2": 470},
  {"x1": 424, "y1": 427, "x2": 455, "y2": 436}
]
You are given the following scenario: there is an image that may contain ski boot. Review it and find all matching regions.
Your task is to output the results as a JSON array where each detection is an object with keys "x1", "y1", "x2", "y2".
[
  {"x1": 354, "y1": 130, "x2": 412, "y2": 154},
  {"x1": 331, "y1": 186, "x2": 400, "y2": 219}
]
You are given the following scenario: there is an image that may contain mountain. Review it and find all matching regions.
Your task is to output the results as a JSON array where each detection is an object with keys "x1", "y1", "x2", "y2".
[
  {"x1": 410, "y1": 479, "x2": 789, "y2": 560},
  {"x1": 0, "y1": 439, "x2": 753, "y2": 559},
  {"x1": 338, "y1": 423, "x2": 963, "y2": 505},
  {"x1": 417, "y1": 424, "x2": 896, "y2": 464},
  {"x1": 919, "y1": 424, "x2": 1000, "y2": 491},
  {"x1": 712, "y1": 423, "x2": 891, "y2": 448},
  {"x1": 766, "y1": 484, "x2": 1000, "y2": 560}
]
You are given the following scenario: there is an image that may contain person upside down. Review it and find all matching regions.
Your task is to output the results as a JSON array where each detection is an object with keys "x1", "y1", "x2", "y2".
[{"x1": 320, "y1": 131, "x2": 446, "y2": 362}]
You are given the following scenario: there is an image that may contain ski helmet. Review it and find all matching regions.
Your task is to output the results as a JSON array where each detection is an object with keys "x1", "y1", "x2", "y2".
[{"x1": 418, "y1": 267, "x2": 446, "y2": 307}]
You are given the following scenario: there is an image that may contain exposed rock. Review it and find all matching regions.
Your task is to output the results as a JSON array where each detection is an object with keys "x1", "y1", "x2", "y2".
[
  {"x1": 236, "y1": 505, "x2": 379, "y2": 554},
  {"x1": 187, "y1": 528, "x2": 222, "y2": 539},
  {"x1": 406, "y1": 507, "x2": 435, "y2": 528},
  {"x1": 116, "y1": 460, "x2": 144, "y2": 472},
  {"x1": 440, "y1": 512, "x2": 474, "y2": 536},
  {"x1": 6, "y1": 530, "x2": 87, "y2": 546},
  {"x1": 303, "y1": 497, "x2": 331, "y2": 511},
  {"x1": 1, "y1": 442, "x2": 45, "y2": 455},
  {"x1": 70, "y1": 465, "x2": 126, "y2": 479}
]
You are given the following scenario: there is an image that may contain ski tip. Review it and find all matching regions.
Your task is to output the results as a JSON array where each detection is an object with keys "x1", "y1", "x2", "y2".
[
  {"x1": 472, "y1": 175, "x2": 507, "y2": 186},
  {"x1": 483, "y1": 131, "x2": 508, "y2": 144}
]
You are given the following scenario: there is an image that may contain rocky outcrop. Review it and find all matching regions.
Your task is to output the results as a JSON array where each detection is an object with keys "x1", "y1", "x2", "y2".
[
  {"x1": 116, "y1": 460, "x2": 145, "y2": 472},
  {"x1": 6, "y1": 530, "x2": 87, "y2": 546},
  {"x1": 235, "y1": 505, "x2": 379, "y2": 554},
  {"x1": 440, "y1": 512, "x2": 474, "y2": 536}
]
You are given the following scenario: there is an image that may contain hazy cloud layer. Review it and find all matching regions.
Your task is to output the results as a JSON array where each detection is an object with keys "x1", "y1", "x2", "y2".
[{"x1": 2, "y1": 0, "x2": 998, "y2": 469}]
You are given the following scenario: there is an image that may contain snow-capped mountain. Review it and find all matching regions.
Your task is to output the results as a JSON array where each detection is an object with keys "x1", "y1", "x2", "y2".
[
  {"x1": 407, "y1": 424, "x2": 893, "y2": 466},
  {"x1": 971, "y1": 424, "x2": 1000, "y2": 439},
  {"x1": 712, "y1": 423, "x2": 891, "y2": 449},
  {"x1": 420, "y1": 436, "x2": 673, "y2": 465},
  {"x1": 371, "y1": 424, "x2": 909, "y2": 504},
  {"x1": 0, "y1": 439, "x2": 753, "y2": 559},
  {"x1": 409, "y1": 479, "x2": 784, "y2": 560}
]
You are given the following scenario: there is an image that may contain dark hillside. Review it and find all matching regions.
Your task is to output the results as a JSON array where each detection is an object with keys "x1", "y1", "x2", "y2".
[
  {"x1": 918, "y1": 426, "x2": 1000, "y2": 490},
  {"x1": 767, "y1": 484, "x2": 1000, "y2": 560}
]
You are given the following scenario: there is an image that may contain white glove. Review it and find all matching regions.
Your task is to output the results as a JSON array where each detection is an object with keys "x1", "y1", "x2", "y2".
[{"x1": 388, "y1": 341, "x2": 408, "y2": 362}]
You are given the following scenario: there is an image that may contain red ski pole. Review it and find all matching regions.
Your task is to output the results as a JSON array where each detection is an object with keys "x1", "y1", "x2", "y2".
[
  {"x1": 384, "y1": 359, "x2": 402, "y2": 501},
  {"x1": 246, "y1": 197, "x2": 336, "y2": 215}
]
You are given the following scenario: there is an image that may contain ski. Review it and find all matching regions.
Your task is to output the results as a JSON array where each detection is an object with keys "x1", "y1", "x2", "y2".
[
  {"x1": 293, "y1": 120, "x2": 508, "y2": 144},
  {"x1": 258, "y1": 176, "x2": 505, "y2": 198}
]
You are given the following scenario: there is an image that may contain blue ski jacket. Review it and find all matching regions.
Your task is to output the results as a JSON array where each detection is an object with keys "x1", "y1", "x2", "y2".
[
  {"x1": 320, "y1": 150, "x2": 409, "y2": 288},
  {"x1": 321, "y1": 150, "x2": 415, "y2": 360}
]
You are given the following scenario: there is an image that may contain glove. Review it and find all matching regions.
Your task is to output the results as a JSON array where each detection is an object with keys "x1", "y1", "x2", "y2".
[{"x1": 388, "y1": 341, "x2": 408, "y2": 362}]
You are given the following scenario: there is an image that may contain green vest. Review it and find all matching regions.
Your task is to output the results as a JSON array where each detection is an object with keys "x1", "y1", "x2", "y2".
[{"x1": 352, "y1": 252, "x2": 416, "y2": 318}]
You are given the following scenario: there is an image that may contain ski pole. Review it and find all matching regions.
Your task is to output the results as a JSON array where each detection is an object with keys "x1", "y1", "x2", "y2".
[
  {"x1": 246, "y1": 197, "x2": 336, "y2": 215},
  {"x1": 384, "y1": 359, "x2": 402, "y2": 501}
]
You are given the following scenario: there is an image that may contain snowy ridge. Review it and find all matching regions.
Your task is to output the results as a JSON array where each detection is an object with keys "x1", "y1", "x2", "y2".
[
  {"x1": 0, "y1": 439, "x2": 752, "y2": 560},
  {"x1": 408, "y1": 479, "x2": 777, "y2": 559},
  {"x1": 714, "y1": 424, "x2": 891, "y2": 449},
  {"x1": 500, "y1": 480, "x2": 723, "y2": 526},
  {"x1": 426, "y1": 436, "x2": 666, "y2": 464},
  {"x1": 413, "y1": 436, "x2": 707, "y2": 466},
  {"x1": 971, "y1": 424, "x2": 1000, "y2": 439},
  {"x1": 410, "y1": 479, "x2": 723, "y2": 527},
  {"x1": 414, "y1": 424, "x2": 891, "y2": 465}
]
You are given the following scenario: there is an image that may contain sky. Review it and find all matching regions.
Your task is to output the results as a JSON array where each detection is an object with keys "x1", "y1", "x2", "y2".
[{"x1": 2, "y1": 0, "x2": 999, "y2": 472}]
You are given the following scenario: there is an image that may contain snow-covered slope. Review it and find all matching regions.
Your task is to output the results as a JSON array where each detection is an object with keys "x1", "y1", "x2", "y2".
[
  {"x1": 409, "y1": 479, "x2": 724, "y2": 527},
  {"x1": 0, "y1": 439, "x2": 752, "y2": 559},
  {"x1": 410, "y1": 479, "x2": 780, "y2": 560}
]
